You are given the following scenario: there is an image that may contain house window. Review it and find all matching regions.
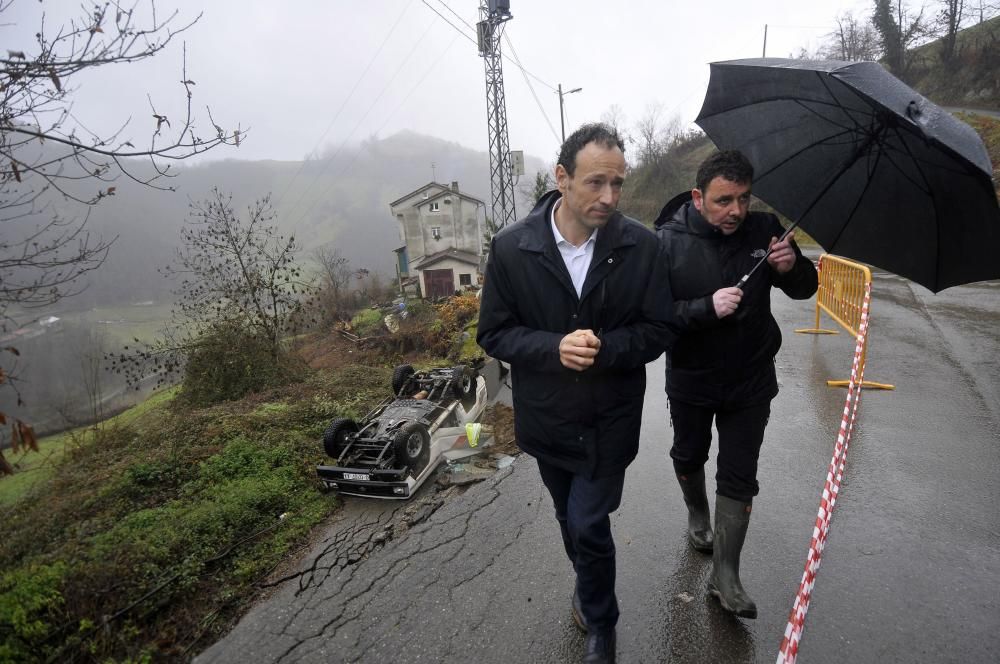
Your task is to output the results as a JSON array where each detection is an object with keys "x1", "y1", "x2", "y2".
[
  {"x1": 429, "y1": 202, "x2": 440, "y2": 212},
  {"x1": 459, "y1": 273, "x2": 472, "y2": 286},
  {"x1": 431, "y1": 226, "x2": 441, "y2": 240}
]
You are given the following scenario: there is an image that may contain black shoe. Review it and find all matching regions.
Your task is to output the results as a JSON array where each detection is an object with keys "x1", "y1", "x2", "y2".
[
  {"x1": 571, "y1": 591, "x2": 588, "y2": 632},
  {"x1": 582, "y1": 628, "x2": 616, "y2": 664}
]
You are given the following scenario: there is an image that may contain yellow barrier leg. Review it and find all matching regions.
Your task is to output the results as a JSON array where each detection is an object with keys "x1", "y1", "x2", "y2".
[
  {"x1": 795, "y1": 328, "x2": 839, "y2": 334},
  {"x1": 826, "y1": 379, "x2": 896, "y2": 390}
]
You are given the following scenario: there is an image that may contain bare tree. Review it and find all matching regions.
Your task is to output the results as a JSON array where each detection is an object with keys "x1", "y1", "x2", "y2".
[
  {"x1": 1, "y1": 1, "x2": 243, "y2": 316},
  {"x1": 312, "y1": 245, "x2": 353, "y2": 320},
  {"x1": 822, "y1": 11, "x2": 881, "y2": 60},
  {"x1": 111, "y1": 190, "x2": 311, "y2": 403},
  {"x1": 872, "y1": 0, "x2": 931, "y2": 74},
  {"x1": 634, "y1": 103, "x2": 666, "y2": 167},
  {"x1": 600, "y1": 104, "x2": 630, "y2": 145},
  {"x1": 970, "y1": 0, "x2": 1000, "y2": 22},
  {"x1": 936, "y1": 0, "x2": 970, "y2": 65},
  {"x1": 0, "y1": 0, "x2": 242, "y2": 469},
  {"x1": 169, "y1": 191, "x2": 307, "y2": 355}
]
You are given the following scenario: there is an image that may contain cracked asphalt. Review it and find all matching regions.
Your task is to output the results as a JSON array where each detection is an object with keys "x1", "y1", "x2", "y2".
[{"x1": 197, "y1": 267, "x2": 1000, "y2": 663}]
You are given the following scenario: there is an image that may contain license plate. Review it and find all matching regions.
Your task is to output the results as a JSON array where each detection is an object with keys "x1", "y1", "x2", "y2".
[{"x1": 343, "y1": 472, "x2": 371, "y2": 481}]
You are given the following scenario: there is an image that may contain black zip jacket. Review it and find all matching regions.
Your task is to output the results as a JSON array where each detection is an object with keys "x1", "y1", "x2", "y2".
[
  {"x1": 654, "y1": 192, "x2": 817, "y2": 407},
  {"x1": 478, "y1": 191, "x2": 674, "y2": 477}
]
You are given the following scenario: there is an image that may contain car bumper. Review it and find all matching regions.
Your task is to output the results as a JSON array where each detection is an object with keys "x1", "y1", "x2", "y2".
[{"x1": 316, "y1": 465, "x2": 418, "y2": 499}]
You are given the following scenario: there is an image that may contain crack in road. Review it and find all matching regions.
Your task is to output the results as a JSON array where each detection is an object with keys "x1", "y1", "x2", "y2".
[{"x1": 254, "y1": 467, "x2": 523, "y2": 664}]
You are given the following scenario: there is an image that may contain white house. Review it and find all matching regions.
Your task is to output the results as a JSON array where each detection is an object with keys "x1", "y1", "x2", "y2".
[{"x1": 389, "y1": 181, "x2": 485, "y2": 299}]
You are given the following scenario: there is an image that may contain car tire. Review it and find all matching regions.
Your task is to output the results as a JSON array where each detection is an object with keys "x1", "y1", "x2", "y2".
[
  {"x1": 392, "y1": 421, "x2": 430, "y2": 474},
  {"x1": 323, "y1": 417, "x2": 358, "y2": 459},
  {"x1": 392, "y1": 364, "x2": 415, "y2": 396},
  {"x1": 450, "y1": 365, "x2": 474, "y2": 398}
]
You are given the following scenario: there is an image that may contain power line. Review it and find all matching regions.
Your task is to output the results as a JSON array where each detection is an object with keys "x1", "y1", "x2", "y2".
[
  {"x1": 432, "y1": 0, "x2": 476, "y2": 33},
  {"x1": 286, "y1": 18, "x2": 441, "y2": 228},
  {"x1": 326, "y1": 33, "x2": 463, "y2": 194},
  {"x1": 420, "y1": 0, "x2": 556, "y2": 91},
  {"x1": 274, "y1": 0, "x2": 417, "y2": 209},
  {"x1": 420, "y1": 0, "x2": 477, "y2": 48},
  {"x1": 503, "y1": 32, "x2": 560, "y2": 145}
]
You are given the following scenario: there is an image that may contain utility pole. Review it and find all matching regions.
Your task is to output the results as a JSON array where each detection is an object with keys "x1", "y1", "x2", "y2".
[
  {"x1": 477, "y1": 0, "x2": 516, "y2": 230},
  {"x1": 763, "y1": 24, "x2": 768, "y2": 58},
  {"x1": 557, "y1": 83, "x2": 583, "y2": 143}
]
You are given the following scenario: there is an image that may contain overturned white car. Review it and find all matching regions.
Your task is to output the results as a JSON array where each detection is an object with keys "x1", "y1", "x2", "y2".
[{"x1": 316, "y1": 363, "x2": 488, "y2": 499}]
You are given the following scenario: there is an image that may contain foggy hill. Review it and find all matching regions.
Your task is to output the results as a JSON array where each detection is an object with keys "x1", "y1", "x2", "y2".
[{"x1": 39, "y1": 131, "x2": 548, "y2": 310}]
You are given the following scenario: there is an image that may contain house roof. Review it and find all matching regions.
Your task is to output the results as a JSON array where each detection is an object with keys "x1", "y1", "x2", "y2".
[
  {"x1": 414, "y1": 248, "x2": 481, "y2": 270},
  {"x1": 418, "y1": 188, "x2": 485, "y2": 208},
  {"x1": 389, "y1": 182, "x2": 485, "y2": 209},
  {"x1": 389, "y1": 182, "x2": 450, "y2": 208}
]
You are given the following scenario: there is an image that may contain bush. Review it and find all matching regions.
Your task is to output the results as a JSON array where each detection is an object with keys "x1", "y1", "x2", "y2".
[
  {"x1": 350, "y1": 308, "x2": 385, "y2": 337},
  {"x1": 180, "y1": 323, "x2": 305, "y2": 407},
  {"x1": 0, "y1": 562, "x2": 68, "y2": 661}
]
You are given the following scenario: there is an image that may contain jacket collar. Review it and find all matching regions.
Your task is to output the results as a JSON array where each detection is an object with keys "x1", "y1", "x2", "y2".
[
  {"x1": 517, "y1": 190, "x2": 638, "y2": 255},
  {"x1": 516, "y1": 190, "x2": 637, "y2": 302}
]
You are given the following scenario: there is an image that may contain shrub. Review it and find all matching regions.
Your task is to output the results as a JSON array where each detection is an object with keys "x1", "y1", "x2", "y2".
[
  {"x1": 350, "y1": 308, "x2": 385, "y2": 337},
  {"x1": 180, "y1": 323, "x2": 305, "y2": 407}
]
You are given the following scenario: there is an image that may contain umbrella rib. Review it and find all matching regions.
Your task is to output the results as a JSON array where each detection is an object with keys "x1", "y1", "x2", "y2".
[
  {"x1": 791, "y1": 98, "x2": 865, "y2": 135},
  {"x1": 754, "y1": 127, "x2": 859, "y2": 183},
  {"x1": 826, "y1": 144, "x2": 886, "y2": 252},
  {"x1": 877, "y1": 145, "x2": 933, "y2": 196},
  {"x1": 755, "y1": 74, "x2": 880, "y2": 184},
  {"x1": 891, "y1": 124, "x2": 943, "y2": 288},
  {"x1": 697, "y1": 95, "x2": 873, "y2": 123},
  {"x1": 814, "y1": 73, "x2": 873, "y2": 135}
]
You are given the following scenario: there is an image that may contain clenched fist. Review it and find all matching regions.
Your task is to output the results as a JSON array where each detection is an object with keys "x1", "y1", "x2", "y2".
[
  {"x1": 559, "y1": 329, "x2": 601, "y2": 371},
  {"x1": 713, "y1": 287, "x2": 743, "y2": 318}
]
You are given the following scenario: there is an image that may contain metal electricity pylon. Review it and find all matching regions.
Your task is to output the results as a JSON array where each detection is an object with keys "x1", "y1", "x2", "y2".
[{"x1": 477, "y1": 1, "x2": 516, "y2": 230}]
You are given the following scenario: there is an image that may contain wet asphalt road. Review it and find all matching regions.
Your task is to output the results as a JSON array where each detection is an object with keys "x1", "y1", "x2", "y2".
[{"x1": 196, "y1": 270, "x2": 1000, "y2": 663}]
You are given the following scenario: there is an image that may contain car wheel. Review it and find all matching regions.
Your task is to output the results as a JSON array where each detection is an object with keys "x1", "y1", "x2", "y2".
[
  {"x1": 392, "y1": 364, "x2": 415, "y2": 395},
  {"x1": 450, "y1": 365, "x2": 474, "y2": 398},
  {"x1": 392, "y1": 421, "x2": 430, "y2": 474},
  {"x1": 323, "y1": 417, "x2": 358, "y2": 459}
]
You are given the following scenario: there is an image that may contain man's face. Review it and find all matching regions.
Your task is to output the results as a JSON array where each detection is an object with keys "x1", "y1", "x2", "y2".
[
  {"x1": 692, "y1": 176, "x2": 751, "y2": 235},
  {"x1": 555, "y1": 142, "x2": 626, "y2": 232}
]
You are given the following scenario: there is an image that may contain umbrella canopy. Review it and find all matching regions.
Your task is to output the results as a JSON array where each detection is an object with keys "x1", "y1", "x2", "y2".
[{"x1": 695, "y1": 58, "x2": 1000, "y2": 292}]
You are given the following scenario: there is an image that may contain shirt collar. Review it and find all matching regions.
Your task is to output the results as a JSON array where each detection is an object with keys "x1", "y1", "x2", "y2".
[{"x1": 549, "y1": 198, "x2": 598, "y2": 248}]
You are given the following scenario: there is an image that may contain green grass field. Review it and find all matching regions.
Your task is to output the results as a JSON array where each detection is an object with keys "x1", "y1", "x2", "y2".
[{"x1": 0, "y1": 388, "x2": 180, "y2": 508}]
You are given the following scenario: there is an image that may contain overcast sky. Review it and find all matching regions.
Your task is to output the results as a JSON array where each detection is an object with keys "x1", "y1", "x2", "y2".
[{"x1": 5, "y1": 0, "x2": 876, "y2": 167}]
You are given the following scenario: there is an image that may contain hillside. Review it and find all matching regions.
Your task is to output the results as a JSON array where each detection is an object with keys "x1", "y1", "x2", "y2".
[
  {"x1": 0, "y1": 300, "x2": 515, "y2": 661},
  {"x1": 10, "y1": 131, "x2": 546, "y2": 311},
  {"x1": 901, "y1": 15, "x2": 1000, "y2": 109}
]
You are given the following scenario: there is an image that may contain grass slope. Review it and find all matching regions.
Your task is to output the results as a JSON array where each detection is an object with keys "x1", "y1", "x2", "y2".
[{"x1": 0, "y1": 362, "x2": 391, "y2": 663}]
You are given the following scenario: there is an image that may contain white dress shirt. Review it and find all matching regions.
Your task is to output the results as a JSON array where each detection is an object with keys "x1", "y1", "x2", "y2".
[{"x1": 550, "y1": 199, "x2": 597, "y2": 298}]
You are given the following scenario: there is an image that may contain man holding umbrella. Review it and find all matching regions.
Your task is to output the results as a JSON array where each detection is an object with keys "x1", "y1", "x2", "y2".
[{"x1": 654, "y1": 150, "x2": 817, "y2": 618}]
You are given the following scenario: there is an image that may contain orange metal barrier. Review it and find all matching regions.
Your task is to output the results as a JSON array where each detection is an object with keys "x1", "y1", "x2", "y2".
[{"x1": 795, "y1": 254, "x2": 894, "y2": 390}]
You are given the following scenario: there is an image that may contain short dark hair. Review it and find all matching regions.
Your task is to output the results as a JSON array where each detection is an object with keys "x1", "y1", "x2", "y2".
[
  {"x1": 695, "y1": 150, "x2": 754, "y2": 192},
  {"x1": 557, "y1": 123, "x2": 625, "y2": 177}
]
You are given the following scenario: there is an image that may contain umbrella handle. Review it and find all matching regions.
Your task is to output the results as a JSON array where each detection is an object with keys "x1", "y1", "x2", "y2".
[{"x1": 734, "y1": 221, "x2": 800, "y2": 290}]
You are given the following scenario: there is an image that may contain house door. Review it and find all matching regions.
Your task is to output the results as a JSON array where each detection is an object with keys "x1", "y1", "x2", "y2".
[{"x1": 424, "y1": 269, "x2": 454, "y2": 299}]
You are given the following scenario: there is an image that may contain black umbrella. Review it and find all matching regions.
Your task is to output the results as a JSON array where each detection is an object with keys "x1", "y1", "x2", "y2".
[{"x1": 695, "y1": 58, "x2": 1000, "y2": 292}]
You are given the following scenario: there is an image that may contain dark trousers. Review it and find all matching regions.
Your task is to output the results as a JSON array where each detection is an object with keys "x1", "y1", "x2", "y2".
[
  {"x1": 668, "y1": 398, "x2": 771, "y2": 502},
  {"x1": 536, "y1": 460, "x2": 626, "y2": 632}
]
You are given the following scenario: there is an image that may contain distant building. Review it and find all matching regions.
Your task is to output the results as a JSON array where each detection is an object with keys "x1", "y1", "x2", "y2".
[{"x1": 389, "y1": 181, "x2": 485, "y2": 299}]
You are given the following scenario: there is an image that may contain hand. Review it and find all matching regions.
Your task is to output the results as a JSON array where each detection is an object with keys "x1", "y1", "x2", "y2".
[
  {"x1": 713, "y1": 287, "x2": 743, "y2": 318},
  {"x1": 767, "y1": 232, "x2": 796, "y2": 274},
  {"x1": 559, "y1": 329, "x2": 601, "y2": 371}
]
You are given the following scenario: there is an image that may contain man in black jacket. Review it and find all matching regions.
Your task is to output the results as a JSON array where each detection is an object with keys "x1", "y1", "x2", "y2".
[
  {"x1": 478, "y1": 124, "x2": 672, "y2": 664},
  {"x1": 654, "y1": 150, "x2": 817, "y2": 619}
]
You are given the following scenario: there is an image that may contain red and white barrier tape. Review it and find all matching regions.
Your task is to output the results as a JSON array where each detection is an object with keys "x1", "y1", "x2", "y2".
[{"x1": 777, "y1": 282, "x2": 872, "y2": 664}]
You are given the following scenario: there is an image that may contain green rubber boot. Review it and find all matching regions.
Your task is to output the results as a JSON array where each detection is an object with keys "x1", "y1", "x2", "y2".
[
  {"x1": 707, "y1": 495, "x2": 757, "y2": 619},
  {"x1": 676, "y1": 469, "x2": 713, "y2": 553}
]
